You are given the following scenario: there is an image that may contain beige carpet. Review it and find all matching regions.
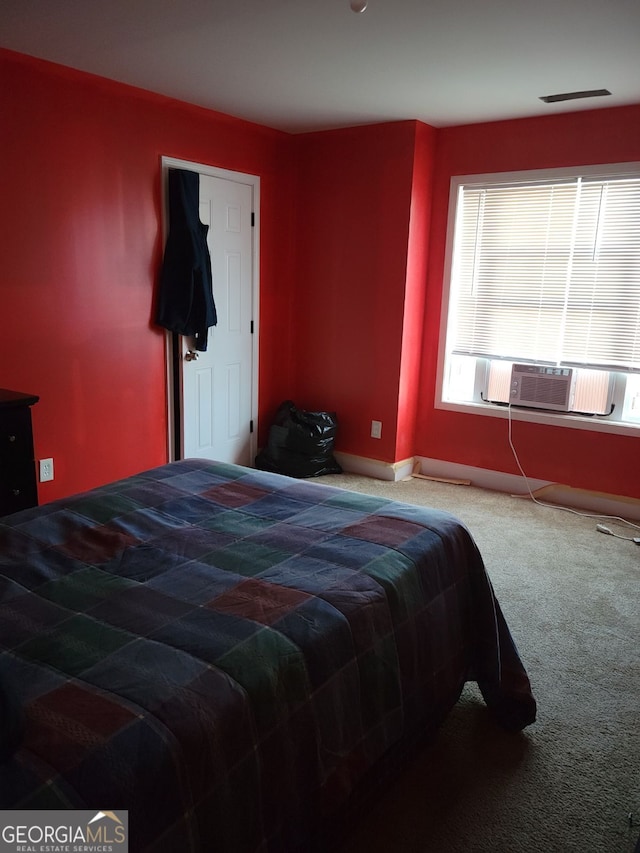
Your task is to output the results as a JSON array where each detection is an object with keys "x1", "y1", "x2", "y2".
[{"x1": 314, "y1": 472, "x2": 640, "y2": 853}]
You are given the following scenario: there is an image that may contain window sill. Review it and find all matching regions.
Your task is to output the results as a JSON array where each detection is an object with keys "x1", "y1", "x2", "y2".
[{"x1": 436, "y1": 398, "x2": 640, "y2": 437}]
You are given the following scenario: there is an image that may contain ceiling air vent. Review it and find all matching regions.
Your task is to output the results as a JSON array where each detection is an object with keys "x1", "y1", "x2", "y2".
[{"x1": 539, "y1": 89, "x2": 611, "y2": 103}]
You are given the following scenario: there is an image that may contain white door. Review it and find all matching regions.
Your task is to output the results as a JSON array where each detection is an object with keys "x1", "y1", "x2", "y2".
[{"x1": 178, "y1": 173, "x2": 256, "y2": 466}]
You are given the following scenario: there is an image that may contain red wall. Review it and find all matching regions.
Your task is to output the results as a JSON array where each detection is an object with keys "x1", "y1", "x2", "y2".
[
  {"x1": 290, "y1": 122, "x2": 418, "y2": 461},
  {"x1": 417, "y1": 105, "x2": 640, "y2": 499},
  {"x1": 2, "y1": 47, "x2": 639, "y2": 504},
  {"x1": 396, "y1": 122, "x2": 436, "y2": 461},
  {"x1": 0, "y1": 49, "x2": 295, "y2": 502}
]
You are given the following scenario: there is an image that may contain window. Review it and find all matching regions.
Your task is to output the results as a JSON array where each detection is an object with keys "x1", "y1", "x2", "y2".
[{"x1": 438, "y1": 163, "x2": 640, "y2": 431}]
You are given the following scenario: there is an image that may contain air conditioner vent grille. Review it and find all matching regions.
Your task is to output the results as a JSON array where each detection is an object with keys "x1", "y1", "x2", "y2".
[{"x1": 520, "y1": 375, "x2": 570, "y2": 406}]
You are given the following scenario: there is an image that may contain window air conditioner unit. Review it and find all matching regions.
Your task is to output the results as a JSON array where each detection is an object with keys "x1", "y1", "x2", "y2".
[{"x1": 510, "y1": 364, "x2": 575, "y2": 411}]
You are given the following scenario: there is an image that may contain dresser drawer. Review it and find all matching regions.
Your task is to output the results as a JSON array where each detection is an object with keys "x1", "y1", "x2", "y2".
[
  {"x1": 0, "y1": 468, "x2": 38, "y2": 514},
  {"x1": 0, "y1": 389, "x2": 39, "y2": 517},
  {"x1": 0, "y1": 407, "x2": 34, "y2": 464}
]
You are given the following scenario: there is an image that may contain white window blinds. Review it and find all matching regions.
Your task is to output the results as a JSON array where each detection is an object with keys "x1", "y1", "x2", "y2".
[{"x1": 449, "y1": 174, "x2": 640, "y2": 371}]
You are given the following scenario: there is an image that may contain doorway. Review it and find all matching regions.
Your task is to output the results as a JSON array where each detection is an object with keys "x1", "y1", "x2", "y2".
[{"x1": 162, "y1": 157, "x2": 260, "y2": 467}]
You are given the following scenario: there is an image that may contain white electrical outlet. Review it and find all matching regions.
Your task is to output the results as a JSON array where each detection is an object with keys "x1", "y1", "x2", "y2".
[
  {"x1": 39, "y1": 458, "x2": 54, "y2": 482},
  {"x1": 371, "y1": 420, "x2": 382, "y2": 439}
]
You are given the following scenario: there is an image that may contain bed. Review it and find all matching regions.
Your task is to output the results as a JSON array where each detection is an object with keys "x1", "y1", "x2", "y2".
[{"x1": 0, "y1": 458, "x2": 536, "y2": 851}]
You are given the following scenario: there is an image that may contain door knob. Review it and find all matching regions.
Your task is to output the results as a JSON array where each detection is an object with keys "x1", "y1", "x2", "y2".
[{"x1": 184, "y1": 350, "x2": 199, "y2": 362}]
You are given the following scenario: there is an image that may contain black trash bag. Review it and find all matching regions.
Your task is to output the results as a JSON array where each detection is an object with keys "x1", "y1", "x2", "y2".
[{"x1": 256, "y1": 400, "x2": 342, "y2": 478}]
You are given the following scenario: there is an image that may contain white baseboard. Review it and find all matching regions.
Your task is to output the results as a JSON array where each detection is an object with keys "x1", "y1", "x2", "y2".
[
  {"x1": 416, "y1": 457, "x2": 550, "y2": 494},
  {"x1": 334, "y1": 452, "x2": 415, "y2": 482},
  {"x1": 415, "y1": 456, "x2": 640, "y2": 522}
]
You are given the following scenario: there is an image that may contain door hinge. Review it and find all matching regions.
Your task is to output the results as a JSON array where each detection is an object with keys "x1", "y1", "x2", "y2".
[
  {"x1": 250, "y1": 320, "x2": 254, "y2": 334},
  {"x1": 251, "y1": 211, "x2": 255, "y2": 227},
  {"x1": 250, "y1": 420, "x2": 254, "y2": 433}
]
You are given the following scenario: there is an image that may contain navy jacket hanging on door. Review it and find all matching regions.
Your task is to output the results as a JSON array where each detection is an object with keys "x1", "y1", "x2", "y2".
[{"x1": 155, "y1": 168, "x2": 217, "y2": 351}]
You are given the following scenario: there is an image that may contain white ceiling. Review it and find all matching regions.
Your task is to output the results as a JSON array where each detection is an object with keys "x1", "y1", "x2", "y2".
[{"x1": 1, "y1": 0, "x2": 639, "y2": 134}]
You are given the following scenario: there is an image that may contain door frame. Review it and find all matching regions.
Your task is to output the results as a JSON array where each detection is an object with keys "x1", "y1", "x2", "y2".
[{"x1": 160, "y1": 155, "x2": 260, "y2": 463}]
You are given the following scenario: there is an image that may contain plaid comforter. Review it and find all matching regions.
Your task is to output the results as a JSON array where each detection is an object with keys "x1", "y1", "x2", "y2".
[{"x1": 0, "y1": 460, "x2": 535, "y2": 851}]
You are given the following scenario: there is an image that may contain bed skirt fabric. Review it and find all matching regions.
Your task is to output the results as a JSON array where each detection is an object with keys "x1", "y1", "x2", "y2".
[{"x1": 0, "y1": 459, "x2": 535, "y2": 851}]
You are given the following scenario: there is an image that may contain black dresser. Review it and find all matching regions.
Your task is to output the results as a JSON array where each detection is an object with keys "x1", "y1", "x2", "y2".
[{"x1": 0, "y1": 389, "x2": 40, "y2": 516}]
